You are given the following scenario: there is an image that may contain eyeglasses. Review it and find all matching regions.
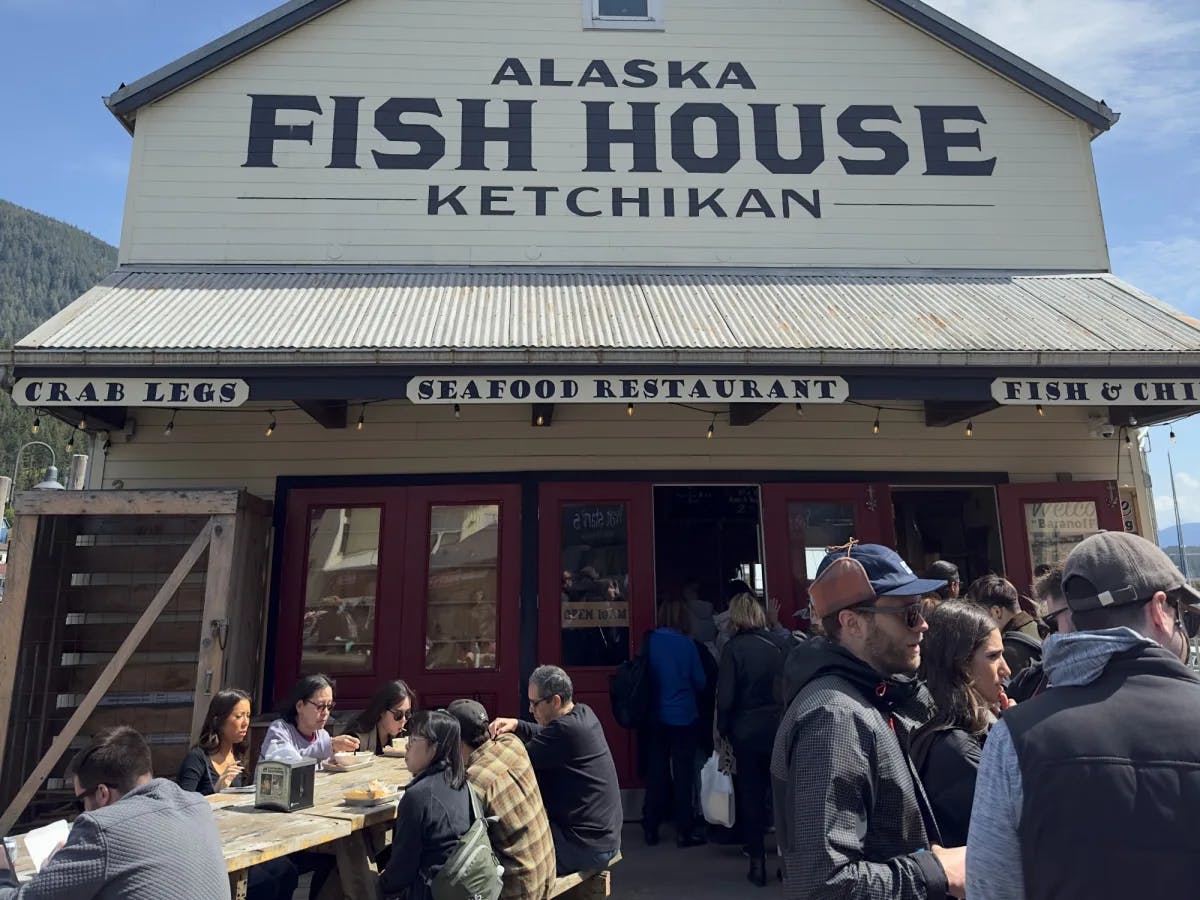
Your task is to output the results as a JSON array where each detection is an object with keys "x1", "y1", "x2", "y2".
[
  {"x1": 528, "y1": 696, "x2": 554, "y2": 711},
  {"x1": 388, "y1": 707, "x2": 411, "y2": 721},
  {"x1": 74, "y1": 783, "x2": 109, "y2": 813},
  {"x1": 1044, "y1": 606, "x2": 1071, "y2": 634},
  {"x1": 303, "y1": 699, "x2": 336, "y2": 713},
  {"x1": 852, "y1": 601, "x2": 925, "y2": 629}
]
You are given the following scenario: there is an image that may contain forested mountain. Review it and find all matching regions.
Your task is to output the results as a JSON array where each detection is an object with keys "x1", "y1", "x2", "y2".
[{"x1": 0, "y1": 200, "x2": 117, "y2": 501}]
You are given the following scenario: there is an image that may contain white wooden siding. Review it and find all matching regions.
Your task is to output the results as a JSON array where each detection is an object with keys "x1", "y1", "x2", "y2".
[
  {"x1": 117, "y1": 0, "x2": 1109, "y2": 270},
  {"x1": 96, "y1": 402, "x2": 1124, "y2": 499}
]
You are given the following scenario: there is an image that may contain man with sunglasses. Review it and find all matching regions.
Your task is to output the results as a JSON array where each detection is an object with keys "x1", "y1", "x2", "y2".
[
  {"x1": 1007, "y1": 564, "x2": 1071, "y2": 703},
  {"x1": 968, "y1": 531, "x2": 1200, "y2": 900},
  {"x1": 0, "y1": 726, "x2": 227, "y2": 899},
  {"x1": 771, "y1": 542, "x2": 966, "y2": 900}
]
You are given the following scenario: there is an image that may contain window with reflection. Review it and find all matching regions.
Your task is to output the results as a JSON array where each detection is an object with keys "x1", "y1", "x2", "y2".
[
  {"x1": 302, "y1": 507, "x2": 381, "y2": 673},
  {"x1": 787, "y1": 501, "x2": 856, "y2": 629},
  {"x1": 425, "y1": 505, "x2": 500, "y2": 670},
  {"x1": 560, "y1": 503, "x2": 630, "y2": 667},
  {"x1": 1023, "y1": 500, "x2": 1100, "y2": 570}
]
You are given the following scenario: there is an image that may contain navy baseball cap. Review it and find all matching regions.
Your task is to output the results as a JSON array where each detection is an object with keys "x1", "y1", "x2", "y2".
[{"x1": 810, "y1": 543, "x2": 946, "y2": 617}]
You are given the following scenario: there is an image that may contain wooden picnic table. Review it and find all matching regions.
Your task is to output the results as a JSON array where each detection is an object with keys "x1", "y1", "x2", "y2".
[{"x1": 212, "y1": 755, "x2": 412, "y2": 900}]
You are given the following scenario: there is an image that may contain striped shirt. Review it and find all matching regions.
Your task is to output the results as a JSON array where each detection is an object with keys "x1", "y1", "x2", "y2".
[{"x1": 467, "y1": 733, "x2": 557, "y2": 900}]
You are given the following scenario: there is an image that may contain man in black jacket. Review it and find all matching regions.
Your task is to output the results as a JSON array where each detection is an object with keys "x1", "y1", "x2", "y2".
[
  {"x1": 771, "y1": 542, "x2": 965, "y2": 899},
  {"x1": 967, "y1": 532, "x2": 1200, "y2": 900}
]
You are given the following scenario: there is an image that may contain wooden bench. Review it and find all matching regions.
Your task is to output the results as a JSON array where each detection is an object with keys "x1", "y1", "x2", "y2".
[{"x1": 549, "y1": 852, "x2": 621, "y2": 899}]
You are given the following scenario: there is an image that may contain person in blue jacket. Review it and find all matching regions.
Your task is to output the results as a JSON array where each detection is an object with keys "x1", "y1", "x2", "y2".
[{"x1": 642, "y1": 598, "x2": 708, "y2": 849}]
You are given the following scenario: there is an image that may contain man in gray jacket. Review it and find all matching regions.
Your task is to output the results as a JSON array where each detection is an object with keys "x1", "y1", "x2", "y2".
[{"x1": 0, "y1": 726, "x2": 229, "y2": 899}]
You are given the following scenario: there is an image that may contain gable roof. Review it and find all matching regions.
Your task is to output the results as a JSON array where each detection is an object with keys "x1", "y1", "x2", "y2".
[{"x1": 103, "y1": 0, "x2": 1118, "y2": 134}]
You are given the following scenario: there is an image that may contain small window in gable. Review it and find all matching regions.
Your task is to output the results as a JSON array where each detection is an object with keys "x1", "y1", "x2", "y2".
[{"x1": 583, "y1": 0, "x2": 664, "y2": 31}]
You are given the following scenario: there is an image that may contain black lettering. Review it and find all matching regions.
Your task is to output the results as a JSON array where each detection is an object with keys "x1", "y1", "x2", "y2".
[
  {"x1": 539, "y1": 58, "x2": 572, "y2": 87},
  {"x1": 567, "y1": 187, "x2": 602, "y2": 216},
  {"x1": 643, "y1": 380, "x2": 660, "y2": 398},
  {"x1": 735, "y1": 189, "x2": 775, "y2": 217},
  {"x1": 688, "y1": 188, "x2": 727, "y2": 217},
  {"x1": 535, "y1": 379, "x2": 555, "y2": 399},
  {"x1": 1045, "y1": 382, "x2": 1061, "y2": 401},
  {"x1": 917, "y1": 106, "x2": 996, "y2": 176},
  {"x1": 244, "y1": 94, "x2": 322, "y2": 167},
  {"x1": 715, "y1": 62, "x2": 756, "y2": 89},
  {"x1": 523, "y1": 185, "x2": 559, "y2": 215},
  {"x1": 373, "y1": 98, "x2": 445, "y2": 169},
  {"x1": 1002, "y1": 381, "x2": 1021, "y2": 401},
  {"x1": 107, "y1": 383, "x2": 126, "y2": 403},
  {"x1": 714, "y1": 379, "x2": 735, "y2": 399},
  {"x1": 669, "y1": 61, "x2": 710, "y2": 89},
  {"x1": 460, "y1": 381, "x2": 481, "y2": 400},
  {"x1": 194, "y1": 384, "x2": 215, "y2": 404},
  {"x1": 1134, "y1": 382, "x2": 1150, "y2": 402},
  {"x1": 663, "y1": 379, "x2": 685, "y2": 398},
  {"x1": 78, "y1": 383, "x2": 98, "y2": 403},
  {"x1": 741, "y1": 380, "x2": 762, "y2": 399},
  {"x1": 689, "y1": 381, "x2": 711, "y2": 399},
  {"x1": 511, "y1": 380, "x2": 531, "y2": 400},
  {"x1": 622, "y1": 59, "x2": 657, "y2": 88},
  {"x1": 457, "y1": 99, "x2": 535, "y2": 171},
  {"x1": 837, "y1": 105, "x2": 909, "y2": 175},
  {"x1": 23, "y1": 382, "x2": 41, "y2": 402},
  {"x1": 1066, "y1": 382, "x2": 1089, "y2": 402},
  {"x1": 48, "y1": 383, "x2": 69, "y2": 402},
  {"x1": 144, "y1": 383, "x2": 165, "y2": 403},
  {"x1": 751, "y1": 104, "x2": 824, "y2": 174},
  {"x1": 169, "y1": 383, "x2": 190, "y2": 403},
  {"x1": 814, "y1": 380, "x2": 837, "y2": 400},
  {"x1": 218, "y1": 383, "x2": 236, "y2": 403},
  {"x1": 428, "y1": 185, "x2": 468, "y2": 215},
  {"x1": 417, "y1": 380, "x2": 434, "y2": 400},
  {"x1": 766, "y1": 380, "x2": 787, "y2": 399},
  {"x1": 580, "y1": 60, "x2": 619, "y2": 88},
  {"x1": 583, "y1": 102, "x2": 660, "y2": 172},
  {"x1": 1154, "y1": 382, "x2": 1178, "y2": 401},
  {"x1": 782, "y1": 189, "x2": 821, "y2": 219},
  {"x1": 595, "y1": 379, "x2": 616, "y2": 399},
  {"x1": 481, "y1": 185, "x2": 516, "y2": 215},
  {"x1": 492, "y1": 58, "x2": 533, "y2": 86},
  {"x1": 612, "y1": 187, "x2": 650, "y2": 216},
  {"x1": 620, "y1": 379, "x2": 639, "y2": 398},
  {"x1": 791, "y1": 380, "x2": 810, "y2": 399},
  {"x1": 488, "y1": 380, "x2": 507, "y2": 400},
  {"x1": 439, "y1": 381, "x2": 458, "y2": 400},
  {"x1": 327, "y1": 96, "x2": 363, "y2": 169},
  {"x1": 671, "y1": 103, "x2": 739, "y2": 174},
  {"x1": 663, "y1": 187, "x2": 676, "y2": 216}
]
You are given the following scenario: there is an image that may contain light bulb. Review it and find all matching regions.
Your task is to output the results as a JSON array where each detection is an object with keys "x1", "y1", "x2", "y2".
[
  {"x1": 706, "y1": 418, "x2": 715, "y2": 440},
  {"x1": 795, "y1": 403, "x2": 804, "y2": 417},
  {"x1": 265, "y1": 412, "x2": 276, "y2": 438},
  {"x1": 454, "y1": 404, "x2": 461, "y2": 419},
  {"x1": 66, "y1": 435, "x2": 75, "y2": 453},
  {"x1": 1036, "y1": 404, "x2": 1045, "y2": 417},
  {"x1": 356, "y1": 410, "x2": 365, "y2": 431},
  {"x1": 77, "y1": 415, "x2": 87, "y2": 429},
  {"x1": 163, "y1": 417, "x2": 175, "y2": 436},
  {"x1": 31, "y1": 416, "x2": 39, "y2": 434},
  {"x1": 536, "y1": 414, "x2": 545, "y2": 426},
  {"x1": 1170, "y1": 430, "x2": 1177, "y2": 444},
  {"x1": 965, "y1": 420, "x2": 974, "y2": 438},
  {"x1": 872, "y1": 414, "x2": 880, "y2": 435},
  {"x1": 627, "y1": 403, "x2": 634, "y2": 417}
]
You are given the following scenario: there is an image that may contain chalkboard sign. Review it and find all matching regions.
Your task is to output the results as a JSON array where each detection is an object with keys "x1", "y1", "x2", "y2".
[{"x1": 661, "y1": 486, "x2": 760, "y2": 520}]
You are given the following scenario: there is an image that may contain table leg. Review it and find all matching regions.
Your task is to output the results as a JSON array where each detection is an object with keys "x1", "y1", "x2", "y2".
[{"x1": 229, "y1": 870, "x2": 248, "y2": 900}]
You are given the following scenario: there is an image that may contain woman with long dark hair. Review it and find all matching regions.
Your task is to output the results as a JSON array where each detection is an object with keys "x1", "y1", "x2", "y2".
[
  {"x1": 178, "y1": 690, "x2": 299, "y2": 900},
  {"x1": 379, "y1": 710, "x2": 473, "y2": 900},
  {"x1": 912, "y1": 602, "x2": 1013, "y2": 845},
  {"x1": 343, "y1": 680, "x2": 416, "y2": 754},
  {"x1": 260, "y1": 673, "x2": 359, "y2": 762}
]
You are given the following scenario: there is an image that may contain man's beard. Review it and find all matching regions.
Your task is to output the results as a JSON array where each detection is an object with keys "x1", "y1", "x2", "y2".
[{"x1": 863, "y1": 620, "x2": 919, "y2": 676}]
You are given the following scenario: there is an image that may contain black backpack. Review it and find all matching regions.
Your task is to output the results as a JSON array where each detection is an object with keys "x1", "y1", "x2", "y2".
[{"x1": 610, "y1": 630, "x2": 654, "y2": 729}]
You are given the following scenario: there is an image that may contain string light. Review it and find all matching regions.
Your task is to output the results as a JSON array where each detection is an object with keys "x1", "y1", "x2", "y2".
[
  {"x1": 163, "y1": 410, "x2": 176, "y2": 436},
  {"x1": 265, "y1": 410, "x2": 276, "y2": 438},
  {"x1": 1036, "y1": 404, "x2": 1045, "y2": 417},
  {"x1": 626, "y1": 403, "x2": 634, "y2": 417},
  {"x1": 965, "y1": 420, "x2": 974, "y2": 438},
  {"x1": 66, "y1": 431, "x2": 75, "y2": 453},
  {"x1": 872, "y1": 411, "x2": 880, "y2": 435},
  {"x1": 77, "y1": 414, "x2": 87, "y2": 429},
  {"x1": 102, "y1": 437, "x2": 112, "y2": 453},
  {"x1": 1171, "y1": 429, "x2": 1177, "y2": 444},
  {"x1": 454, "y1": 403, "x2": 461, "y2": 420},
  {"x1": 535, "y1": 413, "x2": 546, "y2": 426},
  {"x1": 706, "y1": 415, "x2": 716, "y2": 440},
  {"x1": 795, "y1": 403, "x2": 804, "y2": 417},
  {"x1": 31, "y1": 415, "x2": 39, "y2": 435},
  {"x1": 356, "y1": 405, "x2": 366, "y2": 431},
  {"x1": 1124, "y1": 431, "x2": 1132, "y2": 447}
]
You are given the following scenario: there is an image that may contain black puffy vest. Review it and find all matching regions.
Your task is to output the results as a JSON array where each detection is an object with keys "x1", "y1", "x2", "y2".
[{"x1": 1005, "y1": 644, "x2": 1200, "y2": 900}]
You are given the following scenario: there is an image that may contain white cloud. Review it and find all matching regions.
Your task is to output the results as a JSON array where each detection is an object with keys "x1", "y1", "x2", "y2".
[
  {"x1": 1156, "y1": 470, "x2": 1200, "y2": 524},
  {"x1": 928, "y1": 0, "x2": 1200, "y2": 143},
  {"x1": 1112, "y1": 227, "x2": 1200, "y2": 317}
]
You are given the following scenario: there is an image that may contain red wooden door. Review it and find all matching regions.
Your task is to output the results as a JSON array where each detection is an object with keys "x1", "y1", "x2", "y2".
[
  {"x1": 400, "y1": 485, "x2": 523, "y2": 719},
  {"x1": 997, "y1": 481, "x2": 1124, "y2": 596},
  {"x1": 761, "y1": 483, "x2": 893, "y2": 629},
  {"x1": 538, "y1": 482, "x2": 654, "y2": 784}
]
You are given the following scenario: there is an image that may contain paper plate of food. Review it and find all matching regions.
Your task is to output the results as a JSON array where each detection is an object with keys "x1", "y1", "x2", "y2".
[
  {"x1": 381, "y1": 738, "x2": 408, "y2": 758},
  {"x1": 343, "y1": 780, "x2": 401, "y2": 807},
  {"x1": 325, "y1": 751, "x2": 374, "y2": 772}
]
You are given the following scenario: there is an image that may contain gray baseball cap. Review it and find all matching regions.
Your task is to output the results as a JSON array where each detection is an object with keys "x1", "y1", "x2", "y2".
[
  {"x1": 1062, "y1": 531, "x2": 1200, "y2": 613},
  {"x1": 446, "y1": 699, "x2": 490, "y2": 745}
]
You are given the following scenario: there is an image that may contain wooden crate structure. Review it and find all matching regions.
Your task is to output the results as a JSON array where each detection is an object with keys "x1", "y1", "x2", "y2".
[{"x1": 0, "y1": 490, "x2": 272, "y2": 833}]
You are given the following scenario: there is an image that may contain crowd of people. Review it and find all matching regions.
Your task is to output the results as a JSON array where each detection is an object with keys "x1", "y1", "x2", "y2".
[{"x1": 3, "y1": 530, "x2": 1198, "y2": 900}]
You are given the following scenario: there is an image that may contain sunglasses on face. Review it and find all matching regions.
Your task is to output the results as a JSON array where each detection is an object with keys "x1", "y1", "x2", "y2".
[
  {"x1": 1044, "y1": 606, "x2": 1071, "y2": 634},
  {"x1": 388, "y1": 707, "x2": 411, "y2": 721},
  {"x1": 74, "y1": 783, "x2": 110, "y2": 813},
  {"x1": 303, "y1": 699, "x2": 335, "y2": 714},
  {"x1": 853, "y1": 601, "x2": 925, "y2": 629}
]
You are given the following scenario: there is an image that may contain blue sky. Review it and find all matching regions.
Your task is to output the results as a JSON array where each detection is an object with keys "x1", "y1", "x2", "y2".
[{"x1": 1, "y1": 0, "x2": 1198, "y2": 530}]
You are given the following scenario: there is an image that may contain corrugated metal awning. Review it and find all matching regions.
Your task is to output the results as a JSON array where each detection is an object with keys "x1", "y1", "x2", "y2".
[{"x1": 13, "y1": 268, "x2": 1200, "y2": 368}]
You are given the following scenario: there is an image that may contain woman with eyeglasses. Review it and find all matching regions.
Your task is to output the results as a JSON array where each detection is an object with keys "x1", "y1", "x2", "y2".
[
  {"x1": 343, "y1": 679, "x2": 416, "y2": 755},
  {"x1": 260, "y1": 673, "x2": 360, "y2": 763},
  {"x1": 379, "y1": 710, "x2": 473, "y2": 900},
  {"x1": 911, "y1": 602, "x2": 1014, "y2": 846}
]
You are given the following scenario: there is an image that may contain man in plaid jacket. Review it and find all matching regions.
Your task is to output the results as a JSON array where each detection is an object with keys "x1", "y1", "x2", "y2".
[
  {"x1": 771, "y1": 543, "x2": 967, "y2": 899},
  {"x1": 448, "y1": 699, "x2": 557, "y2": 900}
]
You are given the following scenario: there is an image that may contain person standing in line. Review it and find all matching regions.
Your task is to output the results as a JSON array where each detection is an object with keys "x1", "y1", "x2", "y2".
[
  {"x1": 716, "y1": 593, "x2": 791, "y2": 886},
  {"x1": 911, "y1": 603, "x2": 1012, "y2": 847},
  {"x1": 925, "y1": 561, "x2": 961, "y2": 602},
  {"x1": 1007, "y1": 564, "x2": 1070, "y2": 703},
  {"x1": 771, "y1": 542, "x2": 966, "y2": 899},
  {"x1": 640, "y1": 599, "x2": 708, "y2": 849},
  {"x1": 967, "y1": 532, "x2": 1200, "y2": 900},
  {"x1": 966, "y1": 575, "x2": 1045, "y2": 677}
]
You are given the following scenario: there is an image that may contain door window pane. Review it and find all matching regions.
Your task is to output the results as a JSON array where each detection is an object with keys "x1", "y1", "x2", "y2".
[
  {"x1": 787, "y1": 502, "x2": 857, "y2": 611},
  {"x1": 302, "y1": 507, "x2": 380, "y2": 674},
  {"x1": 561, "y1": 503, "x2": 630, "y2": 666},
  {"x1": 598, "y1": 0, "x2": 649, "y2": 15},
  {"x1": 1023, "y1": 500, "x2": 1100, "y2": 570},
  {"x1": 425, "y1": 505, "x2": 500, "y2": 670}
]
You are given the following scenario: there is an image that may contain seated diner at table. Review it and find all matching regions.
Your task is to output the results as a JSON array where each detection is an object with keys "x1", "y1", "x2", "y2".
[
  {"x1": 260, "y1": 673, "x2": 359, "y2": 762},
  {"x1": 342, "y1": 679, "x2": 416, "y2": 754},
  {"x1": 379, "y1": 710, "x2": 472, "y2": 900},
  {"x1": 178, "y1": 689, "x2": 300, "y2": 900}
]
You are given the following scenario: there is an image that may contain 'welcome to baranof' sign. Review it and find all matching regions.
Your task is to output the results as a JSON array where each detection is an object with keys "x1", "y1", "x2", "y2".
[{"x1": 407, "y1": 374, "x2": 849, "y2": 404}]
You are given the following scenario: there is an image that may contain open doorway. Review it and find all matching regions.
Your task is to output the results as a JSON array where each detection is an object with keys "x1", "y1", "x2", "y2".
[
  {"x1": 653, "y1": 485, "x2": 764, "y2": 636},
  {"x1": 891, "y1": 487, "x2": 1004, "y2": 588}
]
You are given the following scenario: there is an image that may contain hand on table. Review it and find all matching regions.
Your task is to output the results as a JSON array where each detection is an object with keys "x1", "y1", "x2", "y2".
[
  {"x1": 331, "y1": 734, "x2": 361, "y2": 754},
  {"x1": 488, "y1": 718, "x2": 518, "y2": 739}
]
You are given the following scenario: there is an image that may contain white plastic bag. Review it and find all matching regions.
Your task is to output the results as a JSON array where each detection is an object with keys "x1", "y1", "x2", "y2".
[{"x1": 700, "y1": 752, "x2": 736, "y2": 827}]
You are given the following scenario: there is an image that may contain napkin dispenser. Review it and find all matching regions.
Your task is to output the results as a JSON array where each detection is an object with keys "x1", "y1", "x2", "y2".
[{"x1": 254, "y1": 758, "x2": 316, "y2": 812}]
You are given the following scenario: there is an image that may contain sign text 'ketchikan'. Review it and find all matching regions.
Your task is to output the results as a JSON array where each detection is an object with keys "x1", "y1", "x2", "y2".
[
  {"x1": 243, "y1": 58, "x2": 996, "y2": 220},
  {"x1": 408, "y1": 375, "x2": 849, "y2": 404}
]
